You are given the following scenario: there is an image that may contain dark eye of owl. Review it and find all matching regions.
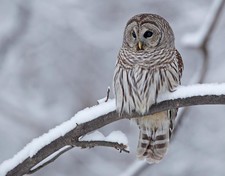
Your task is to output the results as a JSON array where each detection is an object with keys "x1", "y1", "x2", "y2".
[
  {"x1": 143, "y1": 31, "x2": 153, "y2": 38},
  {"x1": 132, "y1": 31, "x2": 136, "y2": 38}
]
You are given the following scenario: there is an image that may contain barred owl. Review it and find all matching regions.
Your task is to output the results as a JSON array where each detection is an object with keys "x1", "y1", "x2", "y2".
[{"x1": 113, "y1": 14, "x2": 183, "y2": 163}]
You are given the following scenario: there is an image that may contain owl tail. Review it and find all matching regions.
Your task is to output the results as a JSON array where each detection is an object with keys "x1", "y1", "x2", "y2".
[
  {"x1": 136, "y1": 112, "x2": 173, "y2": 164},
  {"x1": 136, "y1": 129, "x2": 169, "y2": 163}
]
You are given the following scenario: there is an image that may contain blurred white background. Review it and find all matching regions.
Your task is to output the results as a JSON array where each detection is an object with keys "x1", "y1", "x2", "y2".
[{"x1": 0, "y1": 0, "x2": 225, "y2": 175}]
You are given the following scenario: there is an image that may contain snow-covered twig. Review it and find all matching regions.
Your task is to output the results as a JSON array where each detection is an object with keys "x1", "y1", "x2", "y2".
[{"x1": 1, "y1": 83, "x2": 225, "y2": 176}]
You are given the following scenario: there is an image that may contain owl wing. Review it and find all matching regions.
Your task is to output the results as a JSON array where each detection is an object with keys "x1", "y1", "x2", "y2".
[
  {"x1": 175, "y1": 49, "x2": 184, "y2": 82},
  {"x1": 168, "y1": 50, "x2": 183, "y2": 137}
]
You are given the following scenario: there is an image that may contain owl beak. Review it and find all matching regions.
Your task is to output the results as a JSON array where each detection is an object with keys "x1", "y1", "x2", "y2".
[{"x1": 138, "y1": 41, "x2": 143, "y2": 50}]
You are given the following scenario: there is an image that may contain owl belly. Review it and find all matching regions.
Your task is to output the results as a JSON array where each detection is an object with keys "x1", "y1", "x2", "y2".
[
  {"x1": 114, "y1": 64, "x2": 179, "y2": 115},
  {"x1": 129, "y1": 67, "x2": 160, "y2": 114}
]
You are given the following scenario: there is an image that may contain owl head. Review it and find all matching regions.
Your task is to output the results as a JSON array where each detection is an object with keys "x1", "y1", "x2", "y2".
[{"x1": 122, "y1": 13, "x2": 175, "y2": 51}]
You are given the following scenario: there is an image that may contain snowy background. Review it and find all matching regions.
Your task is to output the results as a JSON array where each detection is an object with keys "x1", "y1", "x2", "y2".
[{"x1": 0, "y1": 0, "x2": 225, "y2": 175}]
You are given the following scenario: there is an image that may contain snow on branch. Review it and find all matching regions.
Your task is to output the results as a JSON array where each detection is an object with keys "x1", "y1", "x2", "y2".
[{"x1": 1, "y1": 83, "x2": 225, "y2": 176}]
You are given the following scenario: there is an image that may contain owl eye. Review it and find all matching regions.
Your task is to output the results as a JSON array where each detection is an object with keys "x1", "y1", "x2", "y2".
[
  {"x1": 143, "y1": 31, "x2": 153, "y2": 38},
  {"x1": 132, "y1": 31, "x2": 136, "y2": 38}
]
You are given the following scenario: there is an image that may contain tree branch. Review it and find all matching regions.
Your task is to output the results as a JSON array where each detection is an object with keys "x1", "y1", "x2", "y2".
[{"x1": 1, "y1": 89, "x2": 225, "y2": 176}]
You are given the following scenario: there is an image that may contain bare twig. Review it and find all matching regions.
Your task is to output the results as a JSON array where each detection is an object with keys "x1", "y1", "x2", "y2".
[
  {"x1": 105, "y1": 87, "x2": 111, "y2": 102},
  {"x1": 97, "y1": 87, "x2": 111, "y2": 104},
  {"x1": 28, "y1": 139, "x2": 128, "y2": 174},
  {"x1": 75, "y1": 140, "x2": 129, "y2": 153},
  {"x1": 3, "y1": 93, "x2": 225, "y2": 176},
  {"x1": 28, "y1": 146, "x2": 73, "y2": 174}
]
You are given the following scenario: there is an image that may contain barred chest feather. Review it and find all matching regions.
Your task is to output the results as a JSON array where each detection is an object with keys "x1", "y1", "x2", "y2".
[{"x1": 113, "y1": 48, "x2": 180, "y2": 115}]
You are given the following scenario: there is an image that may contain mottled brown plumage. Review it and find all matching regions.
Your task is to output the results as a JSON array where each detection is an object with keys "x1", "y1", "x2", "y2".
[{"x1": 113, "y1": 13, "x2": 183, "y2": 163}]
